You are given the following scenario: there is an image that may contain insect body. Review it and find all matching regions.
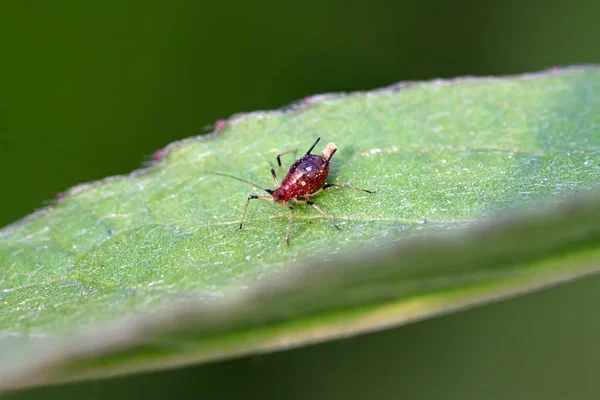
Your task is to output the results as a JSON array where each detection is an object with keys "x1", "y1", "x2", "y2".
[{"x1": 215, "y1": 137, "x2": 373, "y2": 245}]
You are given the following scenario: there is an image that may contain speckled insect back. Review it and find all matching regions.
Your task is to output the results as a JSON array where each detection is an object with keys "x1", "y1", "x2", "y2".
[
  {"x1": 213, "y1": 138, "x2": 374, "y2": 245},
  {"x1": 272, "y1": 141, "x2": 336, "y2": 202}
]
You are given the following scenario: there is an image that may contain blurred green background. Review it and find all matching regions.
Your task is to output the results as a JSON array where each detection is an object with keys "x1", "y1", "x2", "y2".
[
  {"x1": 2, "y1": 0, "x2": 600, "y2": 398},
  {"x1": 7, "y1": 275, "x2": 600, "y2": 400},
  {"x1": 2, "y1": 0, "x2": 599, "y2": 227}
]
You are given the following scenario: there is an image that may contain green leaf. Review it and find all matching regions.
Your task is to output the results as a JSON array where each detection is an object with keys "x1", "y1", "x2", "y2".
[{"x1": 2, "y1": 66, "x2": 600, "y2": 390}]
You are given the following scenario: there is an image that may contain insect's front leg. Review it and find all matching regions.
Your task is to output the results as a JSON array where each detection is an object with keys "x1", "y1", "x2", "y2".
[
  {"x1": 270, "y1": 168, "x2": 280, "y2": 187},
  {"x1": 240, "y1": 195, "x2": 272, "y2": 230}
]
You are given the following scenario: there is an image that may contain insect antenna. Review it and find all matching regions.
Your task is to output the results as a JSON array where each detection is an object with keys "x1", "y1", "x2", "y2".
[
  {"x1": 305, "y1": 137, "x2": 321, "y2": 155},
  {"x1": 207, "y1": 172, "x2": 273, "y2": 194}
]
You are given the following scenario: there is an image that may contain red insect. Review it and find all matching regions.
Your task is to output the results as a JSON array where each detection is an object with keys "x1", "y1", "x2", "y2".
[{"x1": 215, "y1": 137, "x2": 373, "y2": 245}]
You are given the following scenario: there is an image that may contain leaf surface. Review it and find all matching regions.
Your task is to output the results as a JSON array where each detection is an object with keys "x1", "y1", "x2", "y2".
[{"x1": 2, "y1": 66, "x2": 600, "y2": 389}]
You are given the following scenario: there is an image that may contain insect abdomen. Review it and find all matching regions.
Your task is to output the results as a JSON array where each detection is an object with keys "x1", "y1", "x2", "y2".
[{"x1": 278, "y1": 154, "x2": 329, "y2": 199}]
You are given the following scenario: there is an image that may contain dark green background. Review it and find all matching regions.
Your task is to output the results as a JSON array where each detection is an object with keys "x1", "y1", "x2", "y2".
[
  {"x1": 2, "y1": 1, "x2": 599, "y2": 398},
  {"x1": 3, "y1": 0, "x2": 599, "y2": 228}
]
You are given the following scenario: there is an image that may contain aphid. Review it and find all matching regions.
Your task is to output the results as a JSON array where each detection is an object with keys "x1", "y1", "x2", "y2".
[{"x1": 214, "y1": 137, "x2": 374, "y2": 245}]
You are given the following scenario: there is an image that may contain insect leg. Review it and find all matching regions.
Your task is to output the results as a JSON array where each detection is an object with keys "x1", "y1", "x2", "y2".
[
  {"x1": 270, "y1": 168, "x2": 280, "y2": 186},
  {"x1": 276, "y1": 149, "x2": 297, "y2": 176},
  {"x1": 307, "y1": 183, "x2": 374, "y2": 197},
  {"x1": 284, "y1": 203, "x2": 294, "y2": 246},
  {"x1": 240, "y1": 195, "x2": 272, "y2": 230},
  {"x1": 292, "y1": 199, "x2": 341, "y2": 231}
]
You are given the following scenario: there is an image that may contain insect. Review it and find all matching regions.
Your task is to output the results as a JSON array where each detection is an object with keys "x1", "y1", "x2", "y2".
[{"x1": 214, "y1": 137, "x2": 374, "y2": 245}]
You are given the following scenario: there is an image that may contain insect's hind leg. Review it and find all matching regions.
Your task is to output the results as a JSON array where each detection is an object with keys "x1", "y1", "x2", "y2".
[
  {"x1": 307, "y1": 183, "x2": 374, "y2": 198},
  {"x1": 240, "y1": 195, "x2": 272, "y2": 230},
  {"x1": 292, "y1": 198, "x2": 341, "y2": 231}
]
